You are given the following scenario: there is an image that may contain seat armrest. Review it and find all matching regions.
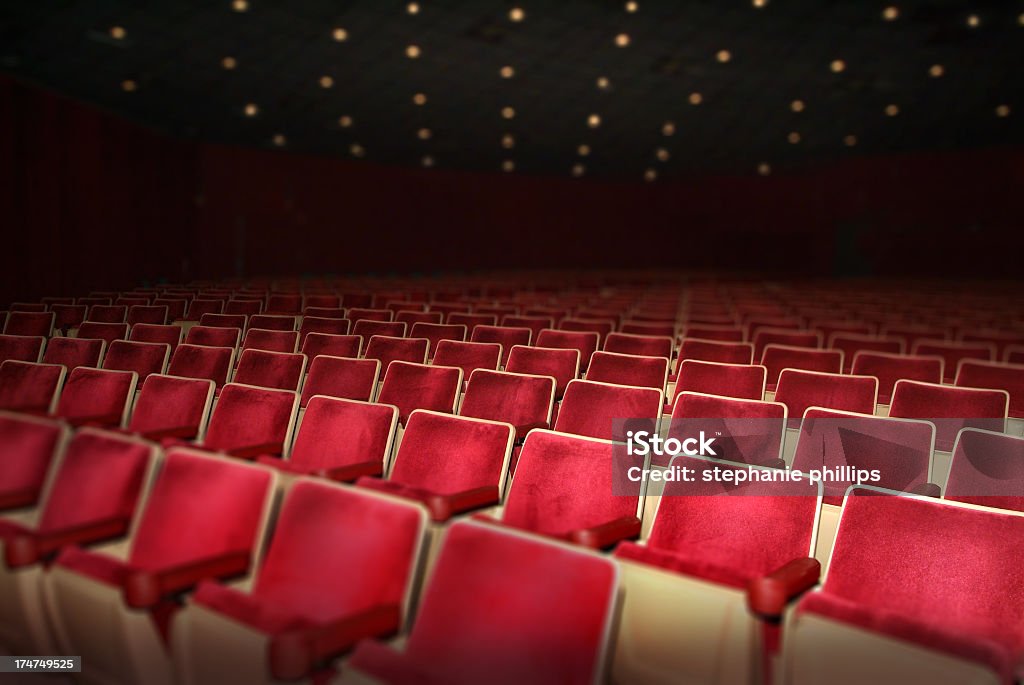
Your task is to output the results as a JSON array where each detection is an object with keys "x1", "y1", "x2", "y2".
[
  {"x1": 268, "y1": 604, "x2": 401, "y2": 681},
  {"x1": 226, "y1": 442, "x2": 285, "y2": 460},
  {"x1": 5, "y1": 517, "x2": 130, "y2": 569},
  {"x1": 569, "y1": 516, "x2": 642, "y2": 550},
  {"x1": 123, "y1": 550, "x2": 251, "y2": 608},
  {"x1": 747, "y1": 557, "x2": 821, "y2": 619},
  {"x1": 426, "y1": 486, "x2": 501, "y2": 522},
  {"x1": 909, "y1": 482, "x2": 941, "y2": 498}
]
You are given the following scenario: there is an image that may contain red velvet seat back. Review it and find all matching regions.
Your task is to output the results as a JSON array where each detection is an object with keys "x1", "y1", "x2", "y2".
[
  {"x1": 410, "y1": 323, "x2": 467, "y2": 358},
  {"x1": 535, "y1": 329, "x2": 599, "y2": 371},
  {"x1": 290, "y1": 397, "x2": 396, "y2": 471},
  {"x1": 396, "y1": 310, "x2": 443, "y2": 327},
  {"x1": 447, "y1": 312, "x2": 497, "y2": 331},
  {"x1": 676, "y1": 360, "x2": 765, "y2": 400},
  {"x1": 233, "y1": 349, "x2": 306, "y2": 392},
  {"x1": 202, "y1": 384, "x2": 297, "y2": 454},
  {"x1": 829, "y1": 334, "x2": 903, "y2": 372},
  {"x1": 241, "y1": 328, "x2": 298, "y2": 354},
  {"x1": 86, "y1": 305, "x2": 127, "y2": 324},
  {"x1": 622, "y1": 321, "x2": 677, "y2": 338},
  {"x1": 128, "y1": 374, "x2": 214, "y2": 440},
  {"x1": 945, "y1": 429, "x2": 1024, "y2": 512},
  {"x1": 761, "y1": 345, "x2": 842, "y2": 390},
  {"x1": 678, "y1": 338, "x2": 753, "y2": 365},
  {"x1": 470, "y1": 326, "x2": 531, "y2": 365},
  {"x1": 76, "y1": 321, "x2": 128, "y2": 345},
  {"x1": 913, "y1": 340, "x2": 995, "y2": 383},
  {"x1": 300, "y1": 333, "x2": 361, "y2": 362},
  {"x1": 956, "y1": 361, "x2": 1024, "y2": 418},
  {"x1": 460, "y1": 369, "x2": 554, "y2": 440},
  {"x1": 154, "y1": 298, "x2": 188, "y2": 321},
  {"x1": 669, "y1": 392, "x2": 785, "y2": 467},
  {"x1": 0, "y1": 334, "x2": 44, "y2": 364},
  {"x1": 559, "y1": 318, "x2": 614, "y2": 345},
  {"x1": 127, "y1": 450, "x2": 274, "y2": 570},
  {"x1": 792, "y1": 409, "x2": 934, "y2": 504},
  {"x1": 302, "y1": 294, "x2": 340, "y2": 310},
  {"x1": 249, "y1": 315, "x2": 298, "y2": 332},
  {"x1": 37, "y1": 429, "x2": 154, "y2": 533},
  {"x1": 0, "y1": 361, "x2": 65, "y2": 413},
  {"x1": 55, "y1": 367, "x2": 136, "y2": 427},
  {"x1": 168, "y1": 344, "x2": 235, "y2": 387},
  {"x1": 501, "y1": 315, "x2": 553, "y2": 344},
  {"x1": 298, "y1": 316, "x2": 351, "y2": 347},
  {"x1": 432, "y1": 340, "x2": 501, "y2": 379},
  {"x1": 184, "y1": 325, "x2": 240, "y2": 349},
  {"x1": 224, "y1": 299, "x2": 263, "y2": 317},
  {"x1": 300, "y1": 356, "x2": 379, "y2": 407},
  {"x1": 961, "y1": 332, "x2": 1024, "y2": 359},
  {"x1": 102, "y1": 340, "x2": 169, "y2": 381},
  {"x1": 348, "y1": 308, "x2": 393, "y2": 324},
  {"x1": 129, "y1": 323, "x2": 183, "y2": 355},
  {"x1": 585, "y1": 351, "x2": 668, "y2": 391},
  {"x1": 889, "y1": 380, "x2": 1008, "y2": 451},
  {"x1": 0, "y1": 413, "x2": 66, "y2": 509},
  {"x1": 377, "y1": 361, "x2": 461, "y2": 425},
  {"x1": 199, "y1": 313, "x2": 248, "y2": 330},
  {"x1": 42, "y1": 337, "x2": 104, "y2": 372},
  {"x1": 365, "y1": 336, "x2": 429, "y2": 372},
  {"x1": 185, "y1": 300, "x2": 224, "y2": 321},
  {"x1": 352, "y1": 320, "x2": 406, "y2": 346},
  {"x1": 265, "y1": 294, "x2": 303, "y2": 315},
  {"x1": 127, "y1": 305, "x2": 168, "y2": 327},
  {"x1": 393, "y1": 521, "x2": 616, "y2": 684},
  {"x1": 505, "y1": 345, "x2": 580, "y2": 399},
  {"x1": 502, "y1": 430, "x2": 638, "y2": 537},
  {"x1": 775, "y1": 369, "x2": 877, "y2": 425},
  {"x1": 389, "y1": 411, "x2": 512, "y2": 494},
  {"x1": 851, "y1": 351, "x2": 943, "y2": 404},
  {"x1": 604, "y1": 332, "x2": 673, "y2": 360},
  {"x1": 554, "y1": 380, "x2": 662, "y2": 441},
  {"x1": 682, "y1": 325, "x2": 743, "y2": 342},
  {"x1": 752, "y1": 329, "x2": 821, "y2": 361}
]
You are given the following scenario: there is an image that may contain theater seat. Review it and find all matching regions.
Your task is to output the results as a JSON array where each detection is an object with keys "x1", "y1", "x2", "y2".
[
  {"x1": 459, "y1": 369, "x2": 555, "y2": 441},
  {"x1": 752, "y1": 328, "x2": 822, "y2": 361},
  {"x1": 470, "y1": 325, "x2": 531, "y2": 365},
  {"x1": 357, "y1": 410, "x2": 513, "y2": 521},
  {"x1": 46, "y1": 449, "x2": 276, "y2": 685},
  {"x1": 126, "y1": 305, "x2": 168, "y2": 327},
  {"x1": 913, "y1": 339, "x2": 995, "y2": 383},
  {"x1": 258, "y1": 396, "x2": 397, "y2": 481},
  {"x1": 554, "y1": 379, "x2": 663, "y2": 441},
  {"x1": 172, "y1": 480, "x2": 428, "y2": 685},
  {"x1": 668, "y1": 392, "x2": 786, "y2": 468},
  {"x1": 889, "y1": 379, "x2": 1008, "y2": 452},
  {"x1": 41, "y1": 337, "x2": 105, "y2": 372},
  {"x1": 199, "y1": 313, "x2": 247, "y2": 331},
  {"x1": 395, "y1": 310, "x2": 442, "y2": 327},
  {"x1": 297, "y1": 316, "x2": 350, "y2": 347},
  {"x1": 774, "y1": 370, "x2": 877, "y2": 427},
  {"x1": 127, "y1": 374, "x2": 215, "y2": 442},
  {"x1": 505, "y1": 344, "x2": 580, "y2": 400},
  {"x1": 586, "y1": 351, "x2": 669, "y2": 391},
  {"x1": 781, "y1": 487, "x2": 1024, "y2": 685},
  {"x1": 3, "y1": 311, "x2": 55, "y2": 338},
  {"x1": 345, "y1": 520, "x2": 619, "y2": 685},
  {"x1": 448, "y1": 312, "x2": 497, "y2": 331},
  {"x1": 0, "y1": 412, "x2": 68, "y2": 511},
  {"x1": 681, "y1": 324, "x2": 742, "y2": 342},
  {"x1": 248, "y1": 314, "x2": 298, "y2": 332},
  {"x1": 955, "y1": 360, "x2": 1024, "y2": 421},
  {"x1": 102, "y1": 340, "x2": 170, "y2": 381},
  {"x1": 180, "y1": 383, "x2": 298, "y2": 460},
  {"x1": 76, "y1": 321, "x2": 129, "y2": 345},
  {"x1": 50, "y1": 304, "x2": 87, "y2": 334},
  {"x1": 944, "y1": 428, "x2": 1024, "y2": 512},
  {"x1": 241, "y1": 328, "x2": 299, "y2": 354},
  {"x1": 0, "y1": 428, "x2": 157, "y2": 654},
  {"x1": 352, "y1": 319, "x2": 407, "y2": 347},
  {"x1": 604, "y1": 332, "x2": 674, "y2": 360},
  {"x1": 376, "y1": 361, "x2": 462, "y2": 426},
  {"x1": 761, "y1": 345, "x2": 842, "y2": 393},
  {"x1": 168, "y1": 344, "x2": 235, "y2": 388},
  {"x1": 54, "y1": 367, "x2": 137, "y2": 428},
  {"x1": 613, "y1": 455, "x2": 821, "y2": 685},
  {"x1": 675, "y1": 360, "x2": 766, "y2": 401},
  {"x1": 129, "y1": 323, "x2": 183, "y2": 355},
  {"x1": 86, "y1": 305, "x2": 127, "y2": 324},
  {"x1": 535, "y1": 329, "x2": 599, "y2": 371},
  {"x1": 265, "y1": 293, "x2": 303, "y2": 315},
  {"x1": 410, "y1": 323, "x2": 467, "y2": 359},
  {"x1": 678, "y1": 338, "x2": 754, "y2": 365},
  {"x1": 850, "y1": 351, "x2": 943, "y2": 405},
  {"x1": 500, "y1": 315, "x2": 552, "y2": 343},
  {"x1": 184, "y1": 325, "x2": 241, "y2": 349},
  {"x1": 432, "y1": 340, "x2": 502, "y2": 380},
  {"x1": 365, "y1": 335, "x2": 429, "y2": 371},
  {"x1": 0, "y1": 334, "x2": 44, "y2": 364},
  {"x1": 348, "y1": 308, "x2": 393, "y2": 324},
  {"x1": 224, "y1": 299, "x2": 262, "y2": 317},
  {"x1": 300, "y1": 332, "x2": 361, "y2": 362},
  {"x1": 829, "y1": 334, "x2": 903, "y2": 372},
  {"x1": 300, "y1": 356, "x2": 379, "y2": 407},
  {"x1": 232, "y1": 349, "x2": 307, "y2": 392}
]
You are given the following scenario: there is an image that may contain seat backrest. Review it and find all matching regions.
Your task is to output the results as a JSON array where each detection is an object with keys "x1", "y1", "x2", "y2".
[
  {"x1": 233, "y1": 349, "x2": 307, "y2": 392},
  {"x1": 913, "y1": 339, "x2": 995, "y2": 382},
  {"x1": 36, "y1": 428, "x2": 156, "y2": 533},
  {"x1": 410, "y1": 323, "x2": 468, "y2": 358},
  {"x1": 0, "y1": 361, "x2": 66, "y2": 414},
  {"x1": 961, "y1": 331, "x2": 1024, "y2": 359},
  {"x1": 678, "y1": 338, "x2": 753, "y2": 365},
  {"x1": 154, "y1": 298, "x2": 188, "y2": 321},
  {"x1": 129, "y1": 323, "x2": 183, "y2": 354},
  {"x1": 76, "y1": 321, "x2": 129, "y2": 345},
  {"x1": 55, "y1": 367, "x2": 137, "y2": 428},
  {"x1": 432, "y1": 340, "x2": 501, "y2": 379},
  {"x1": 184, "y1": 325, "x2": 241, "y2": 349},
  {"x1": 224, "y1": 299, "x2": 263, "y2": 317},
  {"x1": 102, "y1": 339, "x2": 169, "y2": 381},
  {"x1": 300, "y1": 355, "x2": 380, "y2": 407},
  {"x1": 42, "y1": 337, "x2": 105, "y2": 372},
  {"x1": 300, "y1": 332, "x2": 361, "y2": 362},
  {"x1": 352, "y1": 320, "x2": 407, "y2": 347},
  {"x1": 945, "y1": 429, "x2": 1024, "y2": 512},
  {"x1": 186, "y1": 299, "x2": 225, "y2": 320},
  {"x1": 460, "y1": 369, "x2": 555, "y2": 440},
  {"x1": 128, "y1": 374, "x2": 215, "y2": 441},
  {"x1": 889, "y1": 380, "x2": 1008, "y2": 451},
  {"x1": 302, "y1": 294, "x2": 340, "y2": 310},
  {"x1": 955, "y1": 360, "x2": 1024, "y2": 419},
  {"x1": 775, "y1": 369, "x2": 877, "y2": 426},
  {"x1": 265, "y1": 294, "x2": 303, "y2": 315},
  {"x1": 675, "y1": 360, "x2": 765, "y2": 400},
  {"x1": 505, "y1": 345, "x2": 580, "y2": 399},
  {"x1": 829, "y1": 334, "x2": 903, "y2": 372},
  {"x1": 447, "y1": 312, "x2": 497, "y2": 331},
  {"x1": 850, "y1": 351, "x2": 943, "y2": 404},
  {"x1": 554, "y1": 379, "x2": 662, "y2": 441},
  {"x1": 348, "y1": 308, "x2": 393, "y2": 323},
  {"x1": 127, "y1": 305, "x2": 168, "y2": 327},
  {"x1": 501, "y1": 315, "x2": 553, "y2": 344},
  {"x1": 86, "y1": 305, "x2": 127, "y2": 324},
  {"x1": 683, "y1": 325, "x2": 743, "y2": 342},
  {"x1": 395, "y1": 520, "x2": 618, "y2": 685},
  {"x1": 560, "y1": 318, "x2": 614, "y2": 345},
  {"x1": 127, "y1": 449, "x2": 275, "y2": 570},
  {"x1": 535, "y1": 329, "x2": 599, "y2": 371},
  {"x1": 791, "y1": 408, "x2": 934, "y2": 505},
  {"x1": 0, "y1": 334, "x2": 44, "y2": 364},
  {"x1": 365, "y1": 336, "x2": 429, "y2": 371},
  {"x1": 249, "y1": 314, "x2": 298, "y2": 332},
  {"x1": 470, "y1": 325, "x2": 531, "y2": 365},
  {"x1": 669, "y1": 392, "x2": 786, "y2": 467},
  {"x1": 50, "y1": 304, "x2": 88, "y2": 331},
  {"x1": 621, "y1": 321, "x2": 677, "y2": 338},
  {"x1": 761, "y1": 344, "x2": 842, "y2": 389},
  {"x1": 0, "y1": 411, "x2": 68, "y2": 510},
  {"x1": 752, "y1": 328, "x2": 821, "y2": 361},
  {"x1": 377, "y1": 362, "x2": 462, "y2": 425},
  {"x1": 396, "y1": 310, "x2": 443, "y2": 327},
  {"x1": 202, "y1": 383, "x2": 298, "y2": 456},
  {"x1": 298, "y1": 316, "x2": 351, "y2": 346},
  {"x1": 199, "y1": 313, "x2": 248, "y2": 330},
  {"x1": 241, "y1": 328, "x2": 299, "y2": 354},
  {"x1": 603, "y1": 332, "x2": 673, "y2": 360},
  {"x1": 168, "y1": 343, "x2": 235, "y2": 387},
  {"x1": 289, "y1": 396, "x2": 397, "y2": 473},
  {"x1": 585, "y1": 351, "x2": 667, "y2": 391}
]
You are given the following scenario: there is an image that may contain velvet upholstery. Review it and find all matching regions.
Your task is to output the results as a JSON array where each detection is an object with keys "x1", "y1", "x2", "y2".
[
  {"x1": 185, "y1": 299, "x2": 225, "y2": 321},
  {"x1": 50, "y1": 304, "x2": 88, "y2": 332},
  {"x1": 224, "y1": 299, "x2": 263, "y2": 316},
  {"x1": 944, "y1": 429, "x2": 1024, "y2": 512},
  {"x1": 128, "y1": 374, "x2": 214, "y2": 441},
  {"x1": 505, "y1": 344, "x2": 580, "y2": 399},
  {"x1": 913, "y1": 340, "x2": 995, "y2": 383},
  {"x1": 796, "y1": 489, "x2": 1024, "y2": 684},
  {"x1": 233, "y1": 349, "x2": 307, "y2": 392},
  {"x1": 501, "y1": 315, "x2": 553, "y2": 344},
  {"x1": 676, "y1": 360, "x2": 766, "y2": 400},
  {"x1": 830, "y1": 334, "x2": 903, "y2": 372},
  {"x1": 851, "y1": 351, "x2": 943, "y2": 404},
  {"x1": 199, "y1": 313, "x2": 248, "y2": 330},
  {"x1": 409, "y1": 323, "x2": 468, "y2": 358},
  {"x1": 129, "y1": 323, "x2": 183, "y2": 355},
  {"x1": 752, "y1": 329, "x2": 822, "y2": 361},
  {"x1": 459, "y1": 369, "x2": 555, "y2": 439},
  {"x1": 86, "y1": 305, "x2": 128, "y2": 324},
  {"x1": 889, "y1": 380, "x2": 1008, "y2": 451},
  {"x1": 185, "y1": 326, "x2": 240, "y2": 350},
  {"x1": 241, "y1": 328, "x2": 299, "y2": 354},
  {"x1": 352, "y1": 320, "x2": 407, "y2": 346},
  {"x1": 761, "y1": 345, "x2": 842, "y2": 391},
  {"x1": 168, "y1": 344, "x2": 235, "y2": 388},
  {"x1": 42, "y1": 337, "x2": 104, "y2": 372},
  {"x1": 76, "y1": 321, "x2": 129, "y2": 345},
  {"x1": 554, "y1": 379, "x2": 662, "y2": 441},
  {"x1": 54, "y1": 367, "x2": 136, "y2": 428},
  {"x1": 300, "y1": 355, "x2": 379, "y2": 407},
  {"x1": 955, "y1": 361, "x2": 1024, "y2": 418},
  {"x1": 603, "y1": 332, "x2": 674, "y2": 360},
  {"x1": 470, "y1": 325, "x2": 531, "y2": 365},
  {"x1": 791, "y1": 409, "x2": 934, "y2": 504},
  {"x1": 154, "y1": 298, "x2": 188, "y2": 321},
  {"x1": 298, "y1": 316, "x2": 351, "y2": 347},
  {"x1": 396, "y1": 310, "x2": 443, "y2": 327},
  {"x1": 302, "y1": 294, "x2": 341, "y2": 309},
  {"x1": 377, "y1": 361, "x2": 462, "y2": 425},
  {"x1": 447, "y1": 312, "x2": 497, "y2": 330},
  {"x1": 126, "y1": 305, "x2": 168, "y2": 326},
  {"x1": 0, "y1": 413, "x2": 66, "y2": 511},
  {"x1": 200, "y1": 384, "x2": 297, "y2": 458},
  {"x1": 668, "y1": 392, "x2": 786, "y2": 467},
  {"x1": 432, "y1": 340, "x2": 501, "y2": 380},
  {"x1": 347, "y1": 520, "x2": 617, "y2": 685},
  {"x1": 249, "y1": 315, "x2": 299, "y2": 332},
  {"x1": 775, "y1": 370, "x2": 877, "y2": 427},
  {"x1": 585, "y1": 351, "x2": 668, "y2": 391},
  {"x1": 300, "y1": 332, "x2": 361, "y2": 361},
  {"x1": 615, "y1": 455, "x2": 819, "y2": 588},
  {"x1": 559, "y1": 318, "x2": 614, "y2": 345},
  {"x1": 266, "y1": 294, "x2": 303, "y2": 315},
  {"x1": 348, "y1": 308, "x2": 394, "y2": 323},
  {"x1": 535, "y1": 329, "x2": 600, "y2": 371},
  {"x1": 622, "y1": 321, "x2": 678, "y2": 338},
  {"x1": 0, "y1": 334, "x2": 44, "y2": 363},
  {"x1": 102, "y1": 340, "x2": 169, "y2": 381},
  {"x1": 365, "y1": 335, "x2": 429, "y2": 371},
  {"x1": 961, "y1": 332, "x2": 1024, "y2": 359},
  {"x1": 682, "y1": 325, "x2": 743, "y2": 342},
  {"x1": 0, "y1": 361, "x2": 65, "y2": 414},
  {"x1": 678, "y1": 338, "x2": 754, "y2": 365}
]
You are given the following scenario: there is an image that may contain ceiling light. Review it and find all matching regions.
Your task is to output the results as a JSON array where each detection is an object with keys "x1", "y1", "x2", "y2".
[
  {"x1": 109, "y1": 26, "x2": 126, "y2": 40},
  {"x1": 757, "y1": 162, "x2": 771, "y2": 176},
  {"x1": 350, "y1": 143, "x2": 365, "y2": 157},
  {"x1": 231, "y1": 0, "x2": 248, "y2": 12},
  {"x1": 882, "y1": 6, "x2": 898, "y2": 21},
  {"x1": 966, "y1": 14, "x2": 980, "y2": 28},
  {"x1": 244, "y1": 103, "x2": 259, "y2": 117},
  {"x1": 407, "y1": 2, "x2": 420, "y2": 14},
  {"x1": 830, "y1": 59, "x2": 846, "y2": 73},
  {"x1": 615, "y1": 33, "x2": 631, "y2": 47},
  {"x1": 422, "y1": 155, "x2": 434, "y2": 167},
  {"x1": 221, "y1": 56, "x2": 237, "y2": 70},
  {"x1": 596, "y1": 76, "x2": 611, "y2": 90},
  {"x1": 787, "y1": 131, "x2": 801, "y2": 144},
  {"x1": 319, "y1": 75, "x2": 334, "y2": 88},
  {"x1": 885, "y1": 104, "x2": 900, "y2": 116},
  {"x1": 332, "y1": 27, "x2": 348, "y2": 41},
  {"x1": 752, "y1": 0, "x2": 768, "y2": 8},
  {"x1": 501, "y1": 106, "x2": 516, "y2": 119},
  {"x1": 790, "y1": 99, "x2": 805, "y2": 112},
  {"x1": 929, "y1": 64, "x2": 944, "y2": 77},
  {"x1": 500, "y1": 65, "x2": 515, "y2": 78},
  {"x1": 509, "y1": 7, "x2": 525, "y2": 22},
  {"x1": 843, "y1": 135, "x2": 857, "y2": 147},
  {"x1": 502, "y1": 133, "x2": 515, "y2": 149},
  {"x1": 1019, "y1": 13, "x2": 1024, "y2": 26},
  {"x1": 689, "y1": 92, "x2": 703, "y2": 105},
  {"x1": 577, "y1": 144, "x2": 591, "y2": 156},
  {"x1": 338, "y1": 115, "x2": 353, "y2": 127},
  {"x1": 502, "y1": 160, "x2": 515, "y2": 172},
  {"x1": 572, "y1": 163, "x2": 586, "y2": 177},
  {"x1": 996, "y1": 104, "x2": 1011, "y2": 118},
  {"x1": 643, "y1": 168, "x2": 657, "y2": 182},
  {"x1": 121, "y1": 79, "x2": 137, "y2": 92},
  {"x1": 272, "y1": 134, "x2": 286, "y2": 147},
  {"x1": 662, "y1": 121, "x2": 676, "y2": 136},
  {"x1": 417, "y1": 128, "x2": 432, "y2": 140},
  {"x1": 587, "y1": 113, "x2": 601, "y2": 128},
  {"x1": 413, "y1": 92, "x2": 427, "y2": 105},
  {"x1": 655, "y1": 148, "x2": 670, "y2": 161},
  {"x1": 406, "y1": 44, "x2": 421, "y2": 58},
  {"x1": 716, "y1": 49, "x2": 731, "y2": 63}
]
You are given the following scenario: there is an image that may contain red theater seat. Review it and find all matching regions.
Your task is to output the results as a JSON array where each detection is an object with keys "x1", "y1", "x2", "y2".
[
  {"x1": 224, "y1": 299, "x2": 263, "y2": 317},
  {"x1": 500, "y1": 315, "x2": 553, "y2": 344},
  {"x1": 300, "y1": 356, "x2": 379, "y2": 406},
  {"x1": 955, "y1": 360, "x2": 1024, "y2": 419},
  {"x1": 184, "y1": 298, "x2": 224, "y2": 320},
  {"x1": 459, "y1": 369, "x2": 555, "y2": 441},
  {"x1": 376, "y1": 362, "x2": 462, "y2": 426},
  {"x1": 232, "y1": 349, "x2": 307, "y2": 392},
  {"x1": 358, "y1": 411, "x2": 513, "y2": 521},
  {"x1": 470, "y1": 325, "x2": 531, "y2": 365},
  {"x1": 761, "y1": 345, "x2": 842, "y2": 392},
  {"x1": 50, "y1": 304, "x2": 87, "y2": 333},
  {"x1": 753, "y1": 329, "x2": 822, "y2": 363},
  {"x1": 944, "y1": 429, "x2": 1024, "y2": 512},
  {"x1": 912, "y1": 339, "x2": 995, "y2": 383},
  {"x1": 154, "y1": 298, "x2": 188, "y2": 322},
  {"x1": 851, "y1": 351, "x2": 943, "y2": 404},
  {"x1": 127, "y1": 374, "x2": 215, "y2": 442},
  {"x1": 241, "y1": 328, "x2": 298, "y2": 354},
  {"x1": 432, "y1": 340, "x2": 501, "y2": 380},
  {"x1": 0, "y1": 412, "x2": 67, "y2": 511},
  {"x1": 0, "y1": 361, "x2": 66, "y2": 415},
  {"x1": 352, "y1": 319, "x2": 407, "y2": 346},
  {"x1": 76, "y1": 321, "x2": 129, "y2": 345},
  {"x1": 554, "y1": 379, "x2": 663, "y2": 441},
  {"x1": 42, "y1": 337, "x2": 105, "y2": 372},
  {"x1": 348, "y1": 308, "x2": 393, "y2": 324},
  {"x1": 54, "y1": 367, "x2": 137, "y2": 429},
  {"x1": 173, "y1": 480, "x2": 427, "y2": 683},
  {"x1": 560, "y1": 318, "x2": 615, "y2": 345},
  {"x1": 783, "y1": 488, "x2": 1024, "y2": 685},
  {"x1": 129, "y1": 323, "x2": 183, "y2": 355},
  {"x1": 302, "y1": 294, "x2": 340, "y2": 310},
  {"x1": 365, "y1": 335, "x2": 429, "y2": 371},
  {"x1": 410, "y1": 323, "x2": 467, "y2": 358},
  {"x1": 774, "y1": 369, "x2": 877, "y2": 426},
  {"x1": 668, "y1": 392, "x2": 786, "y2": 468},
  {"x1": 248, "y1": 314, "x2": 298, "y2": 332},
  {"x1": 447, "y1": 312, "x2": 497, "y2": 331},
  {"x1": 199, "y1": 313, "x2": 247, "y2": 330},
  {"x1": 46, "y1": 449, "x2": 276, "y2": 685},
  {"x1": 102, "y1": 340, "x2": 170, "y2": 381},
  {"x1": 586, "y1": 351, "x2": 668, "y2": 391},
  {"x1": 682, "y1": 325, "x2": 743, "y2": 342},
  {"x1": 0, "y1": 334, "x2": 44, "y2": 363},
  {"x1": 675, "y1": 360, "x2": 766, "y2": 400},
  {"x1": 1006, "y1": 345, "x2": 1024, "y2": 365},
  {"x1": 185, "y1": 383, "x2": 298, "y2": 459},
  {"x1": 889, "y1": 380, "x2": 1008, "y2": 451},
  {"x1": 505, "y1": 345, "x2": 580, "y2": 400},
  {"x1": 9, "y1": 302, "x2": 46, "y2": 312},
  {"x1": 126, "y1": 305, "x2": 168, "y2": 327},
  {"x1": 604, "y1": 332, "x2": 674, "y2": 360},
  {"x1": 678, "y1": 338, "x2": 754, "y2": 365},
  {"x1": 396, "y1": 310, "x2": 443, "y2": 327},
  {"x1": 300, "y1": 332, "x2": 361, "y2": 361},
  {"x1": 346, "y1": 520, "x2": 618, "y2": 685},
  {"x1": 168, "y1": 344, "x2": 235, "y2": 388},
  {"x1": 86, "y1": 305, "x2": 127, "y2": 324},
  {"x1": 265, "y1": 293, "x2": 303, "y2": 315},
  {"x1": 184, "y1": 325, "x2": 241, "y2": 349},
  {"x1": 259, "y1": 396, "x2": 397, "y2": 480},
  {"x1": 535, "y1": 329, "x2": 599, "y2": 371},
  {"x1": 297, "y1": 316, "x2": 350, "y2": 346},
  {"x1": 622, "y1": 321, "x2": 677, "y2": 338},
  {"x1": 828, "y1": 334, "x2": 903, "y2": 372}
]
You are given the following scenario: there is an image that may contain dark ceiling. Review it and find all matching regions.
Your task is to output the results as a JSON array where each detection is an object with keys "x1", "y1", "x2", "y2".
[{"x1": 2, "y1": 0, "x2": 1022, "y2": 180}]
